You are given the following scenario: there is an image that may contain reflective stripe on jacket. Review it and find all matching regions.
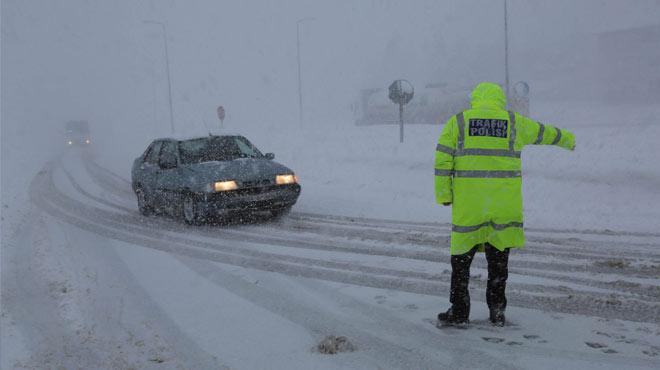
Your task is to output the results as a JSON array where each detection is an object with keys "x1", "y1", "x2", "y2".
[{"x1": 434, "y1": 82, "x2": 575, "y2": 255}]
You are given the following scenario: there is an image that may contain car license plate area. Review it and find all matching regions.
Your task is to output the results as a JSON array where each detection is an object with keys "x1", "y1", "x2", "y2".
[{"x1": 234, "y1": 185, "x2": 279, "y2": 196}]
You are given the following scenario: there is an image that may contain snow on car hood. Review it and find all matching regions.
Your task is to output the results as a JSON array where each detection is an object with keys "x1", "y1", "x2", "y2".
[{"x1": 184, "y1": 158, "x2": 294, "y2": 183}]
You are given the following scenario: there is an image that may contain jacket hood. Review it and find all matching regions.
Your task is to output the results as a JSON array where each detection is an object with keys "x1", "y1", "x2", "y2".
[{"x1": 470, "y1": 82, "x2": 507, "y2": 110}]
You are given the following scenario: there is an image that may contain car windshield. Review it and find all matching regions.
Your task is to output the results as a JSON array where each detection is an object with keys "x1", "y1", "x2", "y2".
[{"x1": 178, "y1": 136, "x2": 263, "y2": 164}]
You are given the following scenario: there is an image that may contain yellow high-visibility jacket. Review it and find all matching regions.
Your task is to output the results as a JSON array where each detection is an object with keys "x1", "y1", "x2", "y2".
[{"x1": 435, "y1": 82, "x2": 575, "y2": 255}]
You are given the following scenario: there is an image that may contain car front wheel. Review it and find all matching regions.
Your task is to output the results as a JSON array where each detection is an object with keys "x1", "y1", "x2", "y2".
[{"x1": 182, "y1": 194, "x2": 203, "y2": 225}]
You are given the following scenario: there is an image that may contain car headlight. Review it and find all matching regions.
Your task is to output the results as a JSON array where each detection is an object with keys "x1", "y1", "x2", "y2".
[
  {"x1": 85, "y1": 139, "x2": 91, "y2": 144},
  {"x1": 276, "y1": 174, "x2": 298, "y2": 185},
  {"x1": 214, "y1": 180, "x2": 238, "y2": 192},
  {"x1": 67, "y1": 140, "x2": 73, "y2": 145}
]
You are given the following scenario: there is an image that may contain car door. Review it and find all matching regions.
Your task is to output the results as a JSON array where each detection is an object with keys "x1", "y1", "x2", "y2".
[
  {"x1": 155, "y1": 140, "x2": 182, "y2": 214},
  {"x1": 139, "y1": 140, "x2": 163, "y2": 202}
]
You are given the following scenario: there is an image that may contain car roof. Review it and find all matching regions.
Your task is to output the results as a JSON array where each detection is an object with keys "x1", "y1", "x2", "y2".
[
  {"x1": 153, "y1": 134, "x2": 244, "y2": 142},
  {"x1": 66, "y1": 120, "x2": 89, "y2": 129}
]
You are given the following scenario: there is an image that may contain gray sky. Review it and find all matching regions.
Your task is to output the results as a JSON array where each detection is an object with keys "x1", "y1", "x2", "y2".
[{"x1": 3, "y1": 0, "x2": 659, "y2": 134}]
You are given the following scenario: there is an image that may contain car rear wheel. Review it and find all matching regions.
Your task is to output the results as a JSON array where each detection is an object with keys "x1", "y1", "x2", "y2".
[
  {"x1": 136, "y1": 188, "x2": 153, "y2": 216},
  {"x1": 182, "y1": 194, "x2": 203, "y2": 225}
]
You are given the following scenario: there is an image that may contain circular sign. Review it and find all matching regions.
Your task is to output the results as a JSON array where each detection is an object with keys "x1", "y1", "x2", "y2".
[
  {"x1": 388, "y1": 79, "x2": 414, "y2": 105},
  {"x1": 513, "y1": 81, "x2": 530, "y2": 97},
  {"x1": 217, "y1": 106, "x2": 226, "y2": 121}
]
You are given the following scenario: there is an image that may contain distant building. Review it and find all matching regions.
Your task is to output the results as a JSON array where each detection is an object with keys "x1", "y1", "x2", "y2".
[{"x1": 353, "y1": 83, "x2": 470, "y2": 126}]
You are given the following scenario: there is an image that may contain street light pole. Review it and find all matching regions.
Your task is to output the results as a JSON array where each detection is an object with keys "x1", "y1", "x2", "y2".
[
  {"x1": 504, "y1": 0, "x2": 510, "y2": 98},
  {"x1": 144, "y1": 20, "x2": 175, "y2": 135},
  {"x1": 296, "y1": 17, "x2": 315, "y2": 127}
]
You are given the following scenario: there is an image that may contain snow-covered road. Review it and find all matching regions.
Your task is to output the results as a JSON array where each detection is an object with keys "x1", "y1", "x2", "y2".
[{"x1": 2, "y1": 150, "x2": 658, "y2": 369}]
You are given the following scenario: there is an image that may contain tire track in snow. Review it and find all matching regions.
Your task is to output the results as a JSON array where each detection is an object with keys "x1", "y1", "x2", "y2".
[
  {"x1": 76, "y1": 158, "x2": 660, "y2": 300},
  {"x1": 85, "y1": 157, "x2": 660, "y2": 240},
  {"x1": 30, "y1": 161, "x2": 660, "y2": 324},
  {"x1": 83, "y1": 158, "x2": 660, "y2": 263},
  {"x1": 66, "y1": 162, "x2": 660, "y2": 300},
  {"x1": 26, "y1": 164, "x2": 236, "y2": 369},
  {"x1": 1, "y1": 210, "x2": 105, "y2": 369},
  {"x1": 292, "y1": 211, "x2": 660, "y2": 238},
  {"x1": 67, "y1": 162, "x2": 660, "y2": 281},
  {"x1": 253, "y1": 219, "x2": 659, "y2": 261},
  {"x1": 51, "y1": 165, "x2": 595, "y2": 299},
  {"x1": 272, "y1": 213, "x2": 660, "y2": 258}
]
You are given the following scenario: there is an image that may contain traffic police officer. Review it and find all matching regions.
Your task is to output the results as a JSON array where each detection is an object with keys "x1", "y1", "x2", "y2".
[{"x1": 434, "y1": 82, "x2": 575, "y2": 326}]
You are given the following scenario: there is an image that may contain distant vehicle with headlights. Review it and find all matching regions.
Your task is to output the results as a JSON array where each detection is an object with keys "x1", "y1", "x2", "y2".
[
  {"x1": 131, "y1": 135, "x2": 301, "y2": 224},
  {"x1": 65, "y1": 120, "x2": 91, "y2": 146}
]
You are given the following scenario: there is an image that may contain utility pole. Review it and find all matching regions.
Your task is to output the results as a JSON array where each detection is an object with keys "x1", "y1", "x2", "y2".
[
  {"x1": 144, "y1": 20, "x2": 175, "y2": 134},
  {"x1": 399, "y1": 101, "x2": 404, "y2": 143},
  {"x1": 504, "y1": 0, "x2": 510, "y2": 98},
  {"x1": 296, "y1": 17, "x2": 315, "y2": 127}
]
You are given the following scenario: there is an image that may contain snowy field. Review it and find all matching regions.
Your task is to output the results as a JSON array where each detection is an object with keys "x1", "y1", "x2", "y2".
[{"x1": 2, "y1": 100, "x2": 659, "y2": 369}]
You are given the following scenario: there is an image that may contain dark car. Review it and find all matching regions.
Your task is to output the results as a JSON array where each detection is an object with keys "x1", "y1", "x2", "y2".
[
  {"x1": 131, "y1": 135, "x2": 301, "y2": 224},
  {"x1": 65, "y1": 120, "x2": 91, "y2": 146}
]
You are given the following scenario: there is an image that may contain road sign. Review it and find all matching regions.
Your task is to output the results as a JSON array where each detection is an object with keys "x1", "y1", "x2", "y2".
[
  {"x1": 513, "y1": 81, "x2": 529, "y2": 97},
  {"x1": 388, "y1": 80, "x2": 414, "y2": 105},
  {"x1": 511, "y1": 81, "x2": 530, "y2": 115},
  {"x1": 388, "y1": 80, "x2": 414, "y2": 143},
  {"x1": 217, "y1": 106, "x2": 226, "y2": 122}
]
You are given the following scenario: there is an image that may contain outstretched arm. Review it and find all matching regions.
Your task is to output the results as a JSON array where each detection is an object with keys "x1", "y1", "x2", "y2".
[
  {"x1": 517, "y1": 114, "x2": 575, "y2": 150},
  {"x1": 435, "y1": 116, "x2": 457, "y2": 205}
]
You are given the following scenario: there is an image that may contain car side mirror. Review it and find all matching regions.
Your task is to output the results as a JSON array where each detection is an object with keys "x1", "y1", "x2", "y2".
[
  {"x1": 264, "y1": 153, "x2": 275, "y2": 160},
  {"x1": 159, "y1": 154, "x2": 177, "y2": 169}
]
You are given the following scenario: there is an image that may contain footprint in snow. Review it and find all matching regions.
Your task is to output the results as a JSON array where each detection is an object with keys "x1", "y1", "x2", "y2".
[
  {"x1": 482, "y1": 337, "x2": 505, "y2": 343},
  {"x1": 615, "y1": 338, "x2": 636, "y2": 344},
  {"x1": 522, "y1": 334, "x2": 548, "y2": 344},
  {"x1": 585, "y1": 342, "x2": 608, "y2": 349},
  {"x1": 642, "y1": 349, "x2": 658, "y2": 357}
]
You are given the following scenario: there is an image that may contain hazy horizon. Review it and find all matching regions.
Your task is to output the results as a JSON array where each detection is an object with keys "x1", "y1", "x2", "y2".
[{"x1": 3, "y1": 0, "x2": 660, "y2": 137}]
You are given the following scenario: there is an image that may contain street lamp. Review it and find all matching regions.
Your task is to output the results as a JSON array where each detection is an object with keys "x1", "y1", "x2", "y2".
[
  {"x1": 143, "y1": 20, "x2": 175, "y2": 134},
  {"x1": 296, "y1": 17, "x2": 315, "y2": 127},
  {"x1": 503, "y1": 0, "x2": 510, "y2": 98}
]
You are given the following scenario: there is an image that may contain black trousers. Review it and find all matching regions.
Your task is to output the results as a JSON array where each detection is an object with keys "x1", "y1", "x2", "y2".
[{"x1": 449, "y1": 243, "x2": 509, "y2": 319}]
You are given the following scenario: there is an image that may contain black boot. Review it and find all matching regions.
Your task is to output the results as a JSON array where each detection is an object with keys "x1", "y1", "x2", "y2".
[
  {"x1": 489, "y1": 308, "x2": 505, "y2": 327},
  {"x1": 437, "y1": 308, "x2": 469, "y2": 326},
  {"x1": 485, "y1": 244, "x2": 509, "y2": 327},
  {"x1": 442, "y1": 248, "x2": 477, "y2": 327}
]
